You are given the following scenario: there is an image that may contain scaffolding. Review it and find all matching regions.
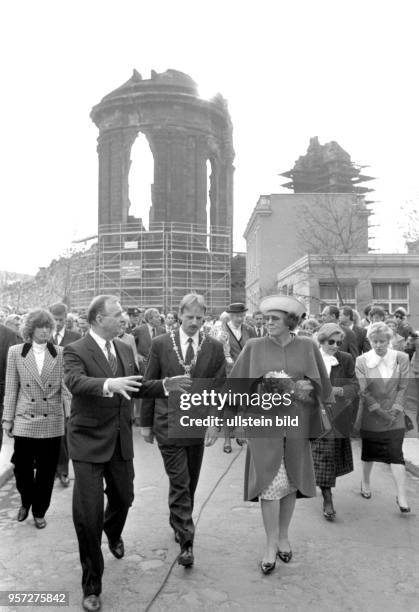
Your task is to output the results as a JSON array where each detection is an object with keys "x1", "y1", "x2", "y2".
[
  {"x1": 96, "y1": 221, "x2": 231, "y2": 314},
  {"x1": 69, "y1": 247, "x2": 97, "y2": 311}
]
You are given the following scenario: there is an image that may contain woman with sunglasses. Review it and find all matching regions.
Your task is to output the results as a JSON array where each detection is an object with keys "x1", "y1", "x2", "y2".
[
  {"x1": 311, "y1": 323, "x2": 359, "y2": 520},
  {"x1": 355, "y1": 322, "x2": 411, "y2": 512}
]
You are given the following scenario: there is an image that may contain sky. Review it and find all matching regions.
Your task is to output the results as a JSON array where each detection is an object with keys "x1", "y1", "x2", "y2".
[{"x1": 1, "y1": 0, "x2": 419, "y2": 275}]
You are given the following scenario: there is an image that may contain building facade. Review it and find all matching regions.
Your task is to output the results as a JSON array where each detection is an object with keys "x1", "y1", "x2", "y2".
[
  {"x1": 275, "y1": 254, "x2": 419, "y2": 328},
  {"x1": 244, "y1": 192, "x2": 369, "y2": 312}
]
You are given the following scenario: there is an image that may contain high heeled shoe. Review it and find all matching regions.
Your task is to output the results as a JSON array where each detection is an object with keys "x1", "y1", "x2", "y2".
[
  {"x1": 360, "y1": 482, "x2": 372, "y2": 499},
  {"x1": 323, "y1": 502, "x2": 336, "y2": 521},
  {"x1": 260, "y1": 559, "x2": 276, "y2": 575},
  {"x1": 277, "y1": 549, "x2": 293, "y2": 563},
  {"x1": 396, "y1": 497, "x2": 411, "y2": 513}
]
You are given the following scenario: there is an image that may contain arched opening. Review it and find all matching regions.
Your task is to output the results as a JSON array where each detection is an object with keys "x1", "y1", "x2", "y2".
[{"x1": 128, "y1": 132, "x2": 154, "y2": 230}]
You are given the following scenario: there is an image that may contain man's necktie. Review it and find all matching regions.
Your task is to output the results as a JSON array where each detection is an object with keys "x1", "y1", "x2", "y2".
[
  {"x1": 152, "y1": 327, "x2": 156, "y2": 338},
  {"x1": 257, "y1": 328, "x2": 261, "y2": 337},
  {"x1": 54, "y1": 332, "x2": 60, "y2": 345},
  {"x1": 185, "y1": 337, "x2": 194, "y2": 365},
  {"x1": 105, "y1": 340, "x2": 118, "y2": 375}
]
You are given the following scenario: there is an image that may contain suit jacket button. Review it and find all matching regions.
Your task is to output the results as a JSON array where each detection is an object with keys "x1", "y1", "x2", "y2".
[
  {"x1": 31, "y1": 414, "x2": 34, "y2": 418},
  {"x1": 31, "y1": 399, "x2": 35, "y2": 402},
  {"x1": 26, "y1": 384, "x2": 30, "y2": 387},
  {"x1": 44, "y1": 414, "x2": 47, "y2": 417},
  {"x1": 43, "y1": 398, "x2": 47, "y2": 401}
]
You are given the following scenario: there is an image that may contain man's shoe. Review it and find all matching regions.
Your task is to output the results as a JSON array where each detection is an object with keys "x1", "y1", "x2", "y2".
[
  {"x1": 33, "y1": 517, "x2": 47, "y2": 529},
  {"x1": 17, "y1": 506, "x2": 29, "y2": 522},
  {"x1": 59, "y1": 474, "x2": 70, "y2": 487},
  {"x1": 177, "y1": 546, "x2": 194, "y2": 567},
  {"x1": 108, "y1": 537, "x2": 124, "y2": 559},
  {"x1": 82, "y1": 594, "x2": 101, "y2": 611}
]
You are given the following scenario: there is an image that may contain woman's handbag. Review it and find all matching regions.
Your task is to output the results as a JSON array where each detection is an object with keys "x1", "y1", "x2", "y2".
[{"x1": 404, "y1": 413, "x2": 414, "y2": 431}]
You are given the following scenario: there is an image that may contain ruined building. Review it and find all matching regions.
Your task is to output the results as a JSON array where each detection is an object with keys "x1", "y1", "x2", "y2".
[
  {"x1": 88, "y1": 69, "x2": 235, "y2": 312},
  {"x1": 280, "y1": 136, "x2": 374, "y2": 198}
]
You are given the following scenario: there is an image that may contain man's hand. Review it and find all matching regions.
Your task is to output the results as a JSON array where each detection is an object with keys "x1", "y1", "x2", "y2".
[
  {"x1": 204, "y1": 426, "x2": 218, "y2": 446},
  {"x1": 332, "y1": 386, "x2": 344, "y2": 397},
  {"x1": 2, "y1": 422, "x2": 13, "y2": 438},
  {"x1": 140, "y1": 427, "x2": 154, "y2": 444},
  {"x1": 107, "y1": 376, "x2": 143, "y2": 399},
  {"x1": 164, "y1": 375, "x2": 193, "y2": 394}
]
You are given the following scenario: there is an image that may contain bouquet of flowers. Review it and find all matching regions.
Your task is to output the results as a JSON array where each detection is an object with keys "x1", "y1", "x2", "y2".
[
  {"x1": 262, "y1": 370, "x2": 296, "y2": 394},
  {"x1": 262, "y1": 371, "x2": 314, "y2": 402}
]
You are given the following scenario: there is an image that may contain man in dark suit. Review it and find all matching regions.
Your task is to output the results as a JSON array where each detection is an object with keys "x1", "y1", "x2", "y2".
[
  {"x1": 140, "y1": 293, "x2": 226, "y2": 568},
  {"x1": 321, "y1": 305, "x2": 358, "y2": 360},
  {"x1": 0, "y1": 323, "x2": 20, "y2": 451},
  {"x1": 253, "y1": 310, "x2": 268, "y2": 337},
  {"x1": 64, "y1": 295, "x2": 190, "y2": 612},
  {"x1": 133, "y1": 308, "x2": 165, "y2": 372},
  {"x1": 339, "y1": 306, "x2": 371, "y2": 354},
  {"x1": 49, "y1": 302, "x2": 81, "y2": 487}
]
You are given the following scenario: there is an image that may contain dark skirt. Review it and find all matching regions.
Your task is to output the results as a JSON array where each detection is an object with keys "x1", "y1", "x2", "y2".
[
  {"x1": 311, "y1": 438, "x2": 353, "y2": 488},
  {"x1": 360, "y1": 428, "x2": 405, "y2": 464}
]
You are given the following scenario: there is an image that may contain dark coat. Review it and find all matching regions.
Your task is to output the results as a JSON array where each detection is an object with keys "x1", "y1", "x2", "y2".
[
  {"x1": 63, "y1": 333, "x2": 165, "y2": 462},
  {"x1": 328, "y1": 350, "x2": 359, "y2": 437},
  {"x1": 133, "y1": 323, "x2": 166, "y2": 359},
  {"x1": 352, "y1": 325, "x2": 371, "y2": 355},
  {"x1": 56, "y1": 330, "x2": 81, "y2": 347},
  {"x1": 254, "y1": 326, "x2": 268, "y2": 338},
  {"x1": 0, "y1": 324, "x2": 20, "y2": 409},
  {"x1": 341, "y1": 326, "x2": 359, "y2": 360},
  {"x1": 226, "y1": 323, "x2": 256, "y2": 362},
  {"x1": 141, "y1": 331, "x2": 226, "y2": 446}
]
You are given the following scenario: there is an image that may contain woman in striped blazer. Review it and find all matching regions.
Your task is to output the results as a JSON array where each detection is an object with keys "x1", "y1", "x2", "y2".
[{"x1": 2, "y1": 309, "x2": 71, "y2": 528}]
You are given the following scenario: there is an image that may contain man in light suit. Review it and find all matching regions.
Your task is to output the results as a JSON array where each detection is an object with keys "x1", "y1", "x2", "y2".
[
  {"x1": 64, "y1": 295, "x2": 190, "y2": 612},
  {"x1": 133, "y1": 308, "x2": 165, "y2": 373},
  {"x1": 140, "y1": 293, "x2": 226, "y2": 568},
  {"x1": 49, "y1": 302, "x2": 81, "y2": 487}
]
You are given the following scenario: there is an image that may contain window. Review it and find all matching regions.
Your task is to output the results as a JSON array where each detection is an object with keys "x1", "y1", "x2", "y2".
[
  {"x1": 371, "y1": 283, "x2": 409, "y2": 314},
  {"x1": 319, "y1": 283, "x2": 357, "y2": 311}
]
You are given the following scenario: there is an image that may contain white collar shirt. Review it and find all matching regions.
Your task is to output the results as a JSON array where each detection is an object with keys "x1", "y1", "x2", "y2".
[
  {"x1": 54, "y1": 327, "x2": 66, "y2": 345},
  {"x1": 32, "y1": 342, "x2": 47, "y2": 375},
  {"x1": 227, "y1": 321, "x2": 242, "y2": 341},
  {"x1": 364, "y1": 348, "x2": 397, "y2": 379},
  {"x1": 179, "y1": 328, "x2": 200, "y2": 360},
  {"x1": 89, "y1": 329, "x2": 116, "y2": 359}
]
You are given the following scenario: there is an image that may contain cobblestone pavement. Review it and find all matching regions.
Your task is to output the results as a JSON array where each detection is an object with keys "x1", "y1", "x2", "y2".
[{"x1": 0, "y1": 437, "x2": 419, "y2": 612}]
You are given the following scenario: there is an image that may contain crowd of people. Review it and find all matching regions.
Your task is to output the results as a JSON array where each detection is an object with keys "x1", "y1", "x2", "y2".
[{"x1": 0, "y1": 295, "x2": 418, "y2": 610}]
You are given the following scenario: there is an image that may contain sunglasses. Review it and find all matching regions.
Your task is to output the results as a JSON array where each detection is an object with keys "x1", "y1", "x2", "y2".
[
  {"x1": 327, "y1": 339, "x2": 342, "y2": 346},
  {"x1": 394, "y1": 314, "x2": 403, "y2": 318}
]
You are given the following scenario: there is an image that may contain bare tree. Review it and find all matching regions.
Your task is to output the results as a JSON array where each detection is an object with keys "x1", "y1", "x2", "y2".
[{"x1": 296, "y1": 194, "x2": 370, "y2": 305}]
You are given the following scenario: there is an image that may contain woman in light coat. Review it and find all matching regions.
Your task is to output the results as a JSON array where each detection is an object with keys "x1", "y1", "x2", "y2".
[{"x1": 355, "y1": 322, "x2": 411, "y2": 512}]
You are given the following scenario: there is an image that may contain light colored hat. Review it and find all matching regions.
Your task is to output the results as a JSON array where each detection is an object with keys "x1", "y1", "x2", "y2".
[
  {"x1": 259, "y1": 295, "x2": 306, "y2": 317},
  {"x1": 317, "y1": 322, "x2": 344, "y2": 343}
]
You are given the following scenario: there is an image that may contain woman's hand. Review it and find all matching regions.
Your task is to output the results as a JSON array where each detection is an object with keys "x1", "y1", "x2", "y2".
[
  {"x1": 2, "y1": 421, "x2": 14, "y2": 438},
  {"x1": 294, "y1": 379, "x2": 314, "y2": 401},
  {"x1": 388, "y1": 403, "x2": 404, "y2": 418}
]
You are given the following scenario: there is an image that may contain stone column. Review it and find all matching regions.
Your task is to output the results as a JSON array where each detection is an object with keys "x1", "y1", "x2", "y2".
[{"x1": 97, "y1": 126, "x2": 138, "y2": 228}]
